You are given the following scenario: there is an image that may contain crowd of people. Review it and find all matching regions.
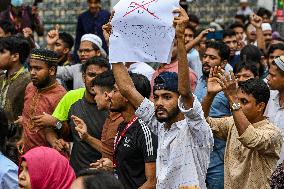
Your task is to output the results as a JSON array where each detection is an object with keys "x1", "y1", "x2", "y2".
[{"x1": 0, "y1": 0, "x2": 284, "y2": 188}]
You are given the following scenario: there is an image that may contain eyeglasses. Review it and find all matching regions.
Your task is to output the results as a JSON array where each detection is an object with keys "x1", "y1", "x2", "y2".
[{"x1": 77, "y1": 48, "x2": 95, "y2": 55}]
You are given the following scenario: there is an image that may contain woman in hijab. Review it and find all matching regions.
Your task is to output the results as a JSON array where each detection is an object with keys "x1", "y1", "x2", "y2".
[{"x1": 18, "y1": 146, "x2": 76, "y2": 189}]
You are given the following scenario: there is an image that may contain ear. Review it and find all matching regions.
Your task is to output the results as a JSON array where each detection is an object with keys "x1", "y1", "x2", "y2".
[
  {"x1": 220, "y1": 59, "x2": 228, "y2": 69},
  {"x1": 11, "y1": 53, "x2": 19, "y2": 62},
  {"x1": 82, "y1": 72, "x2": 86, "y2": 84},
  {"x1": 49, "y1": 66, "x2": 56, "y2": 76},
  {"x1": 256, "y1": 102, "x2": 266, "y2": 113},
  {"x1": 95, "y1": 50, "x2": 101, "y2": 57},
  {"x1": 63, "y1": 48, "x2": 69, "y2": 55}
]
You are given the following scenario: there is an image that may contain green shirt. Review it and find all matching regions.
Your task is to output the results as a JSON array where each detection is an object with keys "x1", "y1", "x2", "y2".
[{"x1": 52, "y1": 88, "x2": 86, "y2": 121}]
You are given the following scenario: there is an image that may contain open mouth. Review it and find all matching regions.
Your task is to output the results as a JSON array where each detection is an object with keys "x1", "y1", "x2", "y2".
[{"x1": 19, "y1": 183, "x2": 25, "y2": 189}]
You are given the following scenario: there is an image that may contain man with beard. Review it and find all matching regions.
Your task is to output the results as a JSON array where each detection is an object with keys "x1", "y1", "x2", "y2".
[
  {"x1": 32, "y1": 57, "x2": 109, "y2": 175},
  {"x1": 194, "y1": 41, "x2": 231, "y2": 189},
  {"x1": 16, "y1": 49, "x2": 66, "y2": 154},
  {"x1": 100, "y1": 8, "x2": 213, "y2": 189}
]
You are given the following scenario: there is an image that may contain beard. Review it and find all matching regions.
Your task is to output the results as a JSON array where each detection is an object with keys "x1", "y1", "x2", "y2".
[
  {"x1": 202, "y1": 65, "x2": 210, "y2": 78},
  {"x1": 155, "y1": 105, "x2": 180, "y2": 123},
  {"x1": 32, "y1": 76, "x2": 52, "y2": 89}
]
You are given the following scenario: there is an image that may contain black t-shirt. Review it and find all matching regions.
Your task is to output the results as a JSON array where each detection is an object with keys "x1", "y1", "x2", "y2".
[
  {"x1": 115, "y1": 118, "x2": 158, "y2": 189},
  {"x1": 68, "y1": 97, "x2": 107, "y2": 175}
]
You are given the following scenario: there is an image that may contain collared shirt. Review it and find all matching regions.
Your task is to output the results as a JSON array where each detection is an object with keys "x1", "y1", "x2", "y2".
[
  {"x1": 264, "y1": 90, "x2": 284, "y2": 164},
  {"x1": 101, "y1": 112, "x2": 124, "y2": 160},
  {"x1": 150, "y1": 60, "x2": 197, "y2": 96},
  {"x1": 0, "y1": 68, "x2": 30, "y2": 123},
  {"x1": 0, "y1": 153, "x2": 18, "y2": 189},
  {"x1": 207, "y1": 117, "x2": 282, "y2": 189},
  {"x1": 187, "y1": 48, "x2": 202, "y2": 79},
  {"x1": 135, "y1": 96, "x2": 213, "y2": 189},
  {"x1": 22, "y1": 82, "x2": 66, "y2": 153}
]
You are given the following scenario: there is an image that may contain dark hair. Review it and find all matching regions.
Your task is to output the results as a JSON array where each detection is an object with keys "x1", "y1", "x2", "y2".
[
  {"x1": 240, "y1": 45, "x2": 262, "y2": 63},
  {"x1": 268, "y1": 43, "x2": 284, "y2": 55},
  {"x1": 233, "y1": 61, "x2": 259, "y2": 77},
  {"x1": 206, "y1": 41, "x2": 230, "y2": 61},
  {"x1": 92, "y1": 70, "x2": 115, "y2": 91},
  {"x1": 257, "y1": 7, "x2": 272, "y2": 18},
  {"x1": 235, "y1": 14, "x2": 247, "y2": 24},
  {"x1": 0, "y1": 108, "x2": 8, "y2": 151},
  {"x1": 185, "y1": 23, "x2": 196, "y2": 33},
  {"x1": 81, "y1": 56, "x2": 110, "y2": 73},
  {"x1": 87, "y1": 0, "x2": 101, "y2": 3},
  {"x1": 188, "y1": 14, "x2": 199, "y2": 25},
  {"x1": 238, "y1": 78, "x2": 270, "y2": 106},
  {"x1": 223, "y1": 29, "x2": 236, "y2": 39},
  {"x1": 240, "y1": 45, "x2": 265, "y2": 77},
  {"x1": 77, "y1": 169, "x2": 124, "y2": 189},
  {"x1": 0, "y1": 36, "x2": 30, "y2": 64},
  {"x1": 129, "y1": 72, "x2": 151, "y2": 98},
  {"x1": 59, "y1": 32, "x2": 74, "y2": 50},
  {"x1": 0, "y1": 21, "x2": 16, "y2": 35},
  {"x1": 229, "y1": 22, "x2": 245, "y2": 30}
]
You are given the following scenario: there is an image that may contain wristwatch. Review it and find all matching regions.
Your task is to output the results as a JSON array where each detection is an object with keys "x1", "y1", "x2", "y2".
[
  {"x1": 55, "y1": 121, "x2": 62, "y2": 130},
  {"x1": 231, "y1": 102, "x2": 241, "y2": 111}
]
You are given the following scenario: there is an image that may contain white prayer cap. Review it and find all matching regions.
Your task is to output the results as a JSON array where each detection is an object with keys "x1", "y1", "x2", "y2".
[
  {"x1": 81, "y1": 34, "x2": 106, "y2": 57},
  {"x1": 240, "y1": 0, "x2": 248, "y2": 3},
  {"x1": 261, "y1": 23, "x2": 272, "y2": 31},
  {"x1": 274, "y1": 56, "x2": 284, "y2": 72}
]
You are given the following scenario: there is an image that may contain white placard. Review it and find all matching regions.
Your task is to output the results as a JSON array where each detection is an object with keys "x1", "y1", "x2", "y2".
[{"x1": 109, "y1": 0, "x2": 179, "y2": 63}]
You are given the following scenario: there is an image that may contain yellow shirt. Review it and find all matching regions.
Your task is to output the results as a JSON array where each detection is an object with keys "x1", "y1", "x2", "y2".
[{"x1": 207, "y1": 117, "x2": 282, "y2": 189}]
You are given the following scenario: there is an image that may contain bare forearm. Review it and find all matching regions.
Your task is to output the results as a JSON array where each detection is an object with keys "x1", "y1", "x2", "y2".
[
  {"x1": 112, "y1": 63, "x2": 144, "y2": 108},
  {"x1": 138, "y1": 179, "x2": 156, "y2": 189},
  {"x1": 84, "y1": 135, "x2": 102, "y2": 153},
  {"x1": 185, "y1": 35, "x2": 202, "y2": 53},
  {"x1": 256, "y1": 28, "x2": 265, "y2": 50},
  {"x1": 177, "y1": 36, "x2": 193, "y2": 108},
  {"x1": 45, "y1": 128, "x2": 59, "y2": 146},
  {"x1": 202, "y1": 93, "x2": 216, "y2": 118}
]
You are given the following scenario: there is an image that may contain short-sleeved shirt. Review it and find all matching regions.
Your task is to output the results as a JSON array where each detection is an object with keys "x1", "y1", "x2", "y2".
[
  {"x1": 0, "y1": 153, "x2": 18, "y2": 189},
  {"x1": 68, "y1": 96, "x2": 107, "y2": 175},
  {"x1": 115, "y1": 118, "x2": 158, "y2": 189},
  {"x1": 52, "y1": 88, "x2": 86, "y2": 121}
]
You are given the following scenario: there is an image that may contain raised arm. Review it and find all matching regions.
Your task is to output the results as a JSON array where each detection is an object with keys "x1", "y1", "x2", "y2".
[
  {"x1": 173, "y1": 8, "x2": 193, "y2": 108},
  {"x1": 250, "y1": 14, "x2": 265, "y2": 50}
]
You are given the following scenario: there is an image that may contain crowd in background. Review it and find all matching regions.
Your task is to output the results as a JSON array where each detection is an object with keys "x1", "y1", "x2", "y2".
[{"x1": 0, "y1": 0, "x2": 284, "y2": 188}]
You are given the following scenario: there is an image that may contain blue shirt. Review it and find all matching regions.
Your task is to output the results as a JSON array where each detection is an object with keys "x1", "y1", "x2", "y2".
[
  {"x1": 74, "y1": 9, "x2": 110, "y2": 61},
  {"x1": 0, "y1": 153, "x2": 18, "y2": 189},
  {"x1": 187, "y1": 48, "x2": 202, "y2": 79}
]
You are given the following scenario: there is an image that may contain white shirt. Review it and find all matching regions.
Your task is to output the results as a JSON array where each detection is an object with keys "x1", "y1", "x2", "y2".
[
  {"x1": 264, "y1": 90, "x2": 284, "y2": 164},
  {"x1": 128, "y1": 62, "x2": 155, "y2": 81},
  {"x1": 135, "y1": 96, "x2": 213, "y2": 189}
]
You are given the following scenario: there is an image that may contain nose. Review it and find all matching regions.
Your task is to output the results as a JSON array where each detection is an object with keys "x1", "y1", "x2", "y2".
[
  {"x1": 30, "y1": 68, "x2": 36, "y2": 76},
  {"x1": 107, "y1": 91, "x2": 113, "y2": 99}
]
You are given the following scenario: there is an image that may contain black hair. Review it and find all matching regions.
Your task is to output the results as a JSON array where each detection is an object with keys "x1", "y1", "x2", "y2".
[
  {"x1": 0, "y1": 108, "x2": 8, "y2": 152},
  {"x1": 229, "y1": 22, "x2": 245, "y2": 30},
  {"x1": 233, "y1": 61, "x2": 259, "y2": 77},
  {"x1": 0, "y1": 21, "x2": 16, "y2": 35},
  {"x1": 235, "y1": 14, "x2": 247, "y2": 24},
  {"x1": 238, "y1": 78, "x2": 270, "y2": 107},
  {"x1": 185, "y1": 23, "x2": 196, "y2": 33},
  {"x1": 205, "y1": 41, "x2": 230, "y2": 61},
  {"x1": 257, "y1": 7, "x2": 272, "y2": 19},
  {"x1": 188, "y1": 14, "x2": 199, "y2": 25},
  {"x1": 77, "y1": 169, "x2": 124, "y2": 189},
  {"x1": 81, "y1": 56, "x2": 110, "y2": 73},
  {"x1": 129, "y1": 72, "x2": 151, "y2": 98},
  {"x1": 223, "y1": 29, "x2": 236, "y2": 39},
  {"x1": 87, "y1": 0, "x2": 101, "y2": 3},
  {"x1": 59, "y1": 32, "x2": 74, "y2": 50},
  {"x1": 268, "y1": 43, "x2": 284, "y2": 55},
  {"x1": 0, "y1": 36, "x2": 30, "y2": 64},
  {"x1": 92, "y1": 70, "x2": 115, "y2": 91},
  {"x1": 240, "y1": 45, "x2": 264, "y2": 77}
]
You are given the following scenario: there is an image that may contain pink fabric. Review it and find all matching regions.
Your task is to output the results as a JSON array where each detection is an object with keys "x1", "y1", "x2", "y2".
[
  {"x1": 150, "y1": 61, "x2": 197, "y2": 98},
  {"x1": 19, "y1": 146, "x2": 76, "y2": 189}
]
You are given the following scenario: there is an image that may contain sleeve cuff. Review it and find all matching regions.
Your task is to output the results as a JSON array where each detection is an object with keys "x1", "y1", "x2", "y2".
[
  {"x1": 178, "y1": 94, "x2": 202, "y2": 119},
  {"x1": 237, "y1": 125, "x2": 255, "y2": 144},
  {"x1": 135, "y1": 98, "x2": 154, "y2": 118}
]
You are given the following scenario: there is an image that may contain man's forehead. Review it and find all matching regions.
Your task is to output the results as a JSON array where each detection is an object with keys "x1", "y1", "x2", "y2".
[{"x1": 204, "y1": 48, "x2": 220, "y2": 56}]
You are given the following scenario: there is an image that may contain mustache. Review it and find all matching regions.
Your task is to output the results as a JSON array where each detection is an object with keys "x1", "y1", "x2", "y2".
[{"x1": 155, "y1": 107, "x2": 167, "y2": 113}]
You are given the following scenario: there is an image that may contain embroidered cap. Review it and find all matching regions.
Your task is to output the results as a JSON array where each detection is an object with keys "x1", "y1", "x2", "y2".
[
  {"x1": 274, "y1": 56, "x2": 284, "y2": 72},
  {"x1": 30, "y1": 48, "x2": 60, "y2": 67}
]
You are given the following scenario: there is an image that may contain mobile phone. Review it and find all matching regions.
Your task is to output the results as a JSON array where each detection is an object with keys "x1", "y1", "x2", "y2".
[{"x1": 206, "y1": 30, "x2": 224, "y2": 40}]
